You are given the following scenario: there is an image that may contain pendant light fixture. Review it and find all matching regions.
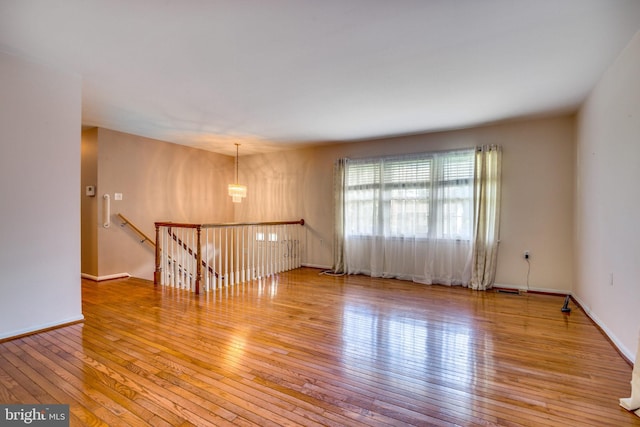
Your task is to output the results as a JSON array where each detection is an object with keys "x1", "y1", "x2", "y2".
[{"x1": 228, "y1": 143, "x2": 247, "y2": 203}]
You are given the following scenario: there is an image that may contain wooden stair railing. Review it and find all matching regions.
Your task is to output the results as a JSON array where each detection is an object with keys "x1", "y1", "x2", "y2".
[
  {"x1": 166, "y1": 228, "x2": 218, "y2": 278},
  {"x1": 118, "y1": 213, "x2": 217, "y2": 283},
  {"x1": 118, "y1": 213, "x2": 155, "y2": 247},
  {"x1": 154, "y1": 219, "x2": 305, "y2": 294}
]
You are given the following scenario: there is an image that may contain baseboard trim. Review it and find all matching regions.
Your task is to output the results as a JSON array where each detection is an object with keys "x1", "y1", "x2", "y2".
[
  {"x1": 493, "y1": 283, "x2": 571, "y2": 295},
  {"x1": 489, "y1": 283, "x2": 633, "y2": 366},
  {"x1": 301, "y1": 263, "x2": 332, "y2": 270},
  {"x1": 570, "y1": 294, "x2": 633, "y2": 365},
  {"x1": 81, "y1": 272, "x2": 131, "y2": 281},
  {"x1": 0, "y1": 315, "x2": 85, "y2": 343}
]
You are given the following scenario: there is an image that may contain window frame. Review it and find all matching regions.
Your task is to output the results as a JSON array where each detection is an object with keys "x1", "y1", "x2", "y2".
[{"x1": 343, "y1": 148, "x2": 475, "y2": 241}]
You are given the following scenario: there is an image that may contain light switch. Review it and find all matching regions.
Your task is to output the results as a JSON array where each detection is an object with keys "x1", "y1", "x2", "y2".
[{"x1": 114, "y1": 193, "x2": 123, "y2": 201}]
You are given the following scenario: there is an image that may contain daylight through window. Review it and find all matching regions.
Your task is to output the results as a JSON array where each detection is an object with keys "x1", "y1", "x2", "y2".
[{"x1": 344, "y1": 149, "x2": 475, "y2": 240}]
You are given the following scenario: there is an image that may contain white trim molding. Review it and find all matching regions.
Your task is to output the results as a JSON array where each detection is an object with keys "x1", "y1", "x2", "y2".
[
  {"x1": 571, "y1": 294, "x2": 634, "y2": 363},
  {"x1": 301, "y1": 263, "x2": 332, "y2": 270},
  {"x1": 0, "y1": 315, "x2": 85, "y2": 341},
  {"x1": 81, "y1": 272, "x2": 131, "y2": 282},
  {"x1": 492, "y1": 282, "x2": 571, "y2": 295}
]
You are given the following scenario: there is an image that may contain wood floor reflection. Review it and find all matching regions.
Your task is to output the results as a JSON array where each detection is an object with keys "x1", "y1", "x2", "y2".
[{"x1": 1, "y1": 267, "x2": 638, "y2": 426}]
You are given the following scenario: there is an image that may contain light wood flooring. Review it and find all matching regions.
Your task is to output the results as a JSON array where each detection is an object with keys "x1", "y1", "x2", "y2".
[{"x1": 1, "y1": 267, "x2": 639, "y2": 426}]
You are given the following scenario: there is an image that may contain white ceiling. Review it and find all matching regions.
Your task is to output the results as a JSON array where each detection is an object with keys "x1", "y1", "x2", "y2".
[{"x1": 1, "y1": 0, "x2": 640, "y2": 156}]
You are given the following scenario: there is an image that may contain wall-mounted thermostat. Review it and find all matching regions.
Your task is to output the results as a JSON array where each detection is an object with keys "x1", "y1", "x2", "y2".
[{"x1": 86, "y1": 185, "x2": 96, "y2": 197}]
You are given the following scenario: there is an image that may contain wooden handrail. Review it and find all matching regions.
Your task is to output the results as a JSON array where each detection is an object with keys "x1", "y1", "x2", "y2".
[
  {"x1": 154, "y1": 219, "x2": 304, "y2": 228},
  {"x1": 204, "y1": 219, "x2": 304, "y2": 228},
  {"x1": 118, "y1": 213, "x2": 155, "y2": 247},
  {"x1": 153, "y1": 221, "x2": 201, "y2": 228}
]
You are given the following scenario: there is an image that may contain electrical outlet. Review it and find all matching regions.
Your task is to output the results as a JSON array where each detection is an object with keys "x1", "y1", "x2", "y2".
[{"x1": 524, "y1": 250, "x2": 530, "y2": 260}]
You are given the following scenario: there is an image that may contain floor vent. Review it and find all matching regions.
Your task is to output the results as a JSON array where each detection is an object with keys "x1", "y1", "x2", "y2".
[{"x1": 496, "y1": 288, "x2": 521, "y2": 295}]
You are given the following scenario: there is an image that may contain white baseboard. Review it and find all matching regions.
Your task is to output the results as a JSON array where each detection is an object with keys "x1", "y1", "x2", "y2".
[
  {"x1": 493, "y1": 282, "x2": 571, "y2": 295},
  {"x1": 570, "y1": 294, "x2": 634, "y2": 362},
  {"x1": 494, "y1": 283, "x2": 634, "y2": 363},
  {"x1": 81, "y1": 272, "x2": 131, "y2": 281},
  {"x1": 301, "y1": 263, "x2": 332, "y2": 270},
  {"x1": 0, "y1": 315, "x2": 85, "y2": 341}
]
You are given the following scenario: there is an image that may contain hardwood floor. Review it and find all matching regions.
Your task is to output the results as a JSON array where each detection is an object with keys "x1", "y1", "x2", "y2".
[{"x1": 1, "y1": 267, "x2": 638, "y2": 426}]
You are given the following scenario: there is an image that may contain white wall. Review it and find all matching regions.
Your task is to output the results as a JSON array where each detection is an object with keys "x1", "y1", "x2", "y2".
[
  {"x1": 0, "y1": 50, "x2": 83, "y2": 339},
  {"x1": 236, "y1": 115, "x2": 576, "y2": 293},
  {"x1": 576, "y1": 31, "x2": 640, "y2": 360}
]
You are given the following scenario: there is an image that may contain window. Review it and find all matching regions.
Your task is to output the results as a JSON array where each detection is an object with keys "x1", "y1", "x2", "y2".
[
  {"x1": 344, "y1": 149, "x2": 474, "y2": 240},
  {"x1": 255, "y1": 232, "x2": 278, "y2": 242}
]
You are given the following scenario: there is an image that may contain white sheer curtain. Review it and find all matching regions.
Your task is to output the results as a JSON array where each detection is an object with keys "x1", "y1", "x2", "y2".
[
  {"x1": 339, "y1": 150, "x2": 475, "y2": 285},
  {"x1": 332, "y1": 158, "x2": 347, "y2": 274},
  {"x1": 470, "y1": 145, "x2": 502, "y2": 290}
]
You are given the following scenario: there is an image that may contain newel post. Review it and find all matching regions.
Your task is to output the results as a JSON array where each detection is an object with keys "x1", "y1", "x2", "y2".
[
  {"x1": 195, "y1": 225, "x2": 202, "y2": 295},
  {"x1": 154, "y1": 223, "x2": 161, "y2": 287}
]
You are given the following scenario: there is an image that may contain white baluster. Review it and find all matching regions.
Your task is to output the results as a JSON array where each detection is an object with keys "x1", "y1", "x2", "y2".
[
  {"x1": 235, "y1": 226, "x2": 239, "y2": 285},
  {"x1": 217, "y1": 227, "x2": 222, "y2": 289},
  {"x1": 276, "y1": 225, "x2": 280, "y2": 273},
  {"x1": 170, "y1": 228, "x2": 176, "y2": 288},
  {"x1": 225, "y1": 227, "x2": 229, "y2": 287},
  {"x1": 189, "y1": 228, "x2": 195, "y2": 291},
  {"x1": 241, "y1": 226, "x2": 245, "y2": 283},
  {"x1": 178, "y1": 228, "x2": 183, "y2": 289},
  {"x1": 160, "y1": 227, "x2": 166, "y2": 285},
  {"x1": 202, "y1": 230, "x2": 207, "y2": 292},
  {"x1": 260, "y1": 226, "x2": 263, "y2": 278},
  {"x1": 183, "y1": 228, "x2": 188, "y2": 290},
  {"x1": 251, "y1": 225, "x2": 256, "y2": 280},
  {"x1": 284, "y1": 224, "x2": 290, "y2": 271}
]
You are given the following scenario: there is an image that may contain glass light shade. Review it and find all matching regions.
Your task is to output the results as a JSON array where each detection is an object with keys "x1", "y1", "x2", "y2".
[{"x1": 228, "y1": 183, "x2": 247, "y2": 203}]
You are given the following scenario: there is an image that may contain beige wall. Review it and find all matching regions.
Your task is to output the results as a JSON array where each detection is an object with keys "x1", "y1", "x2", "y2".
[
  {"x1": 576, "y1": 31, "x2": 640, "y2": 360},
  {"x1": 81, "y1": 128, "x2": 98, "y2": 276},
  {"x1": 0, "y1": 50, "x2": 83, "y2": 339},
  {"x1": 86, "y1": 116, "x2": 575, "y2": 295},
  {"x1": 236, "y1": 115, "x2": 575, "y2": 293},
  {"x1": 83, "y1": 128, "x2": 234, "y2": 280}
]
